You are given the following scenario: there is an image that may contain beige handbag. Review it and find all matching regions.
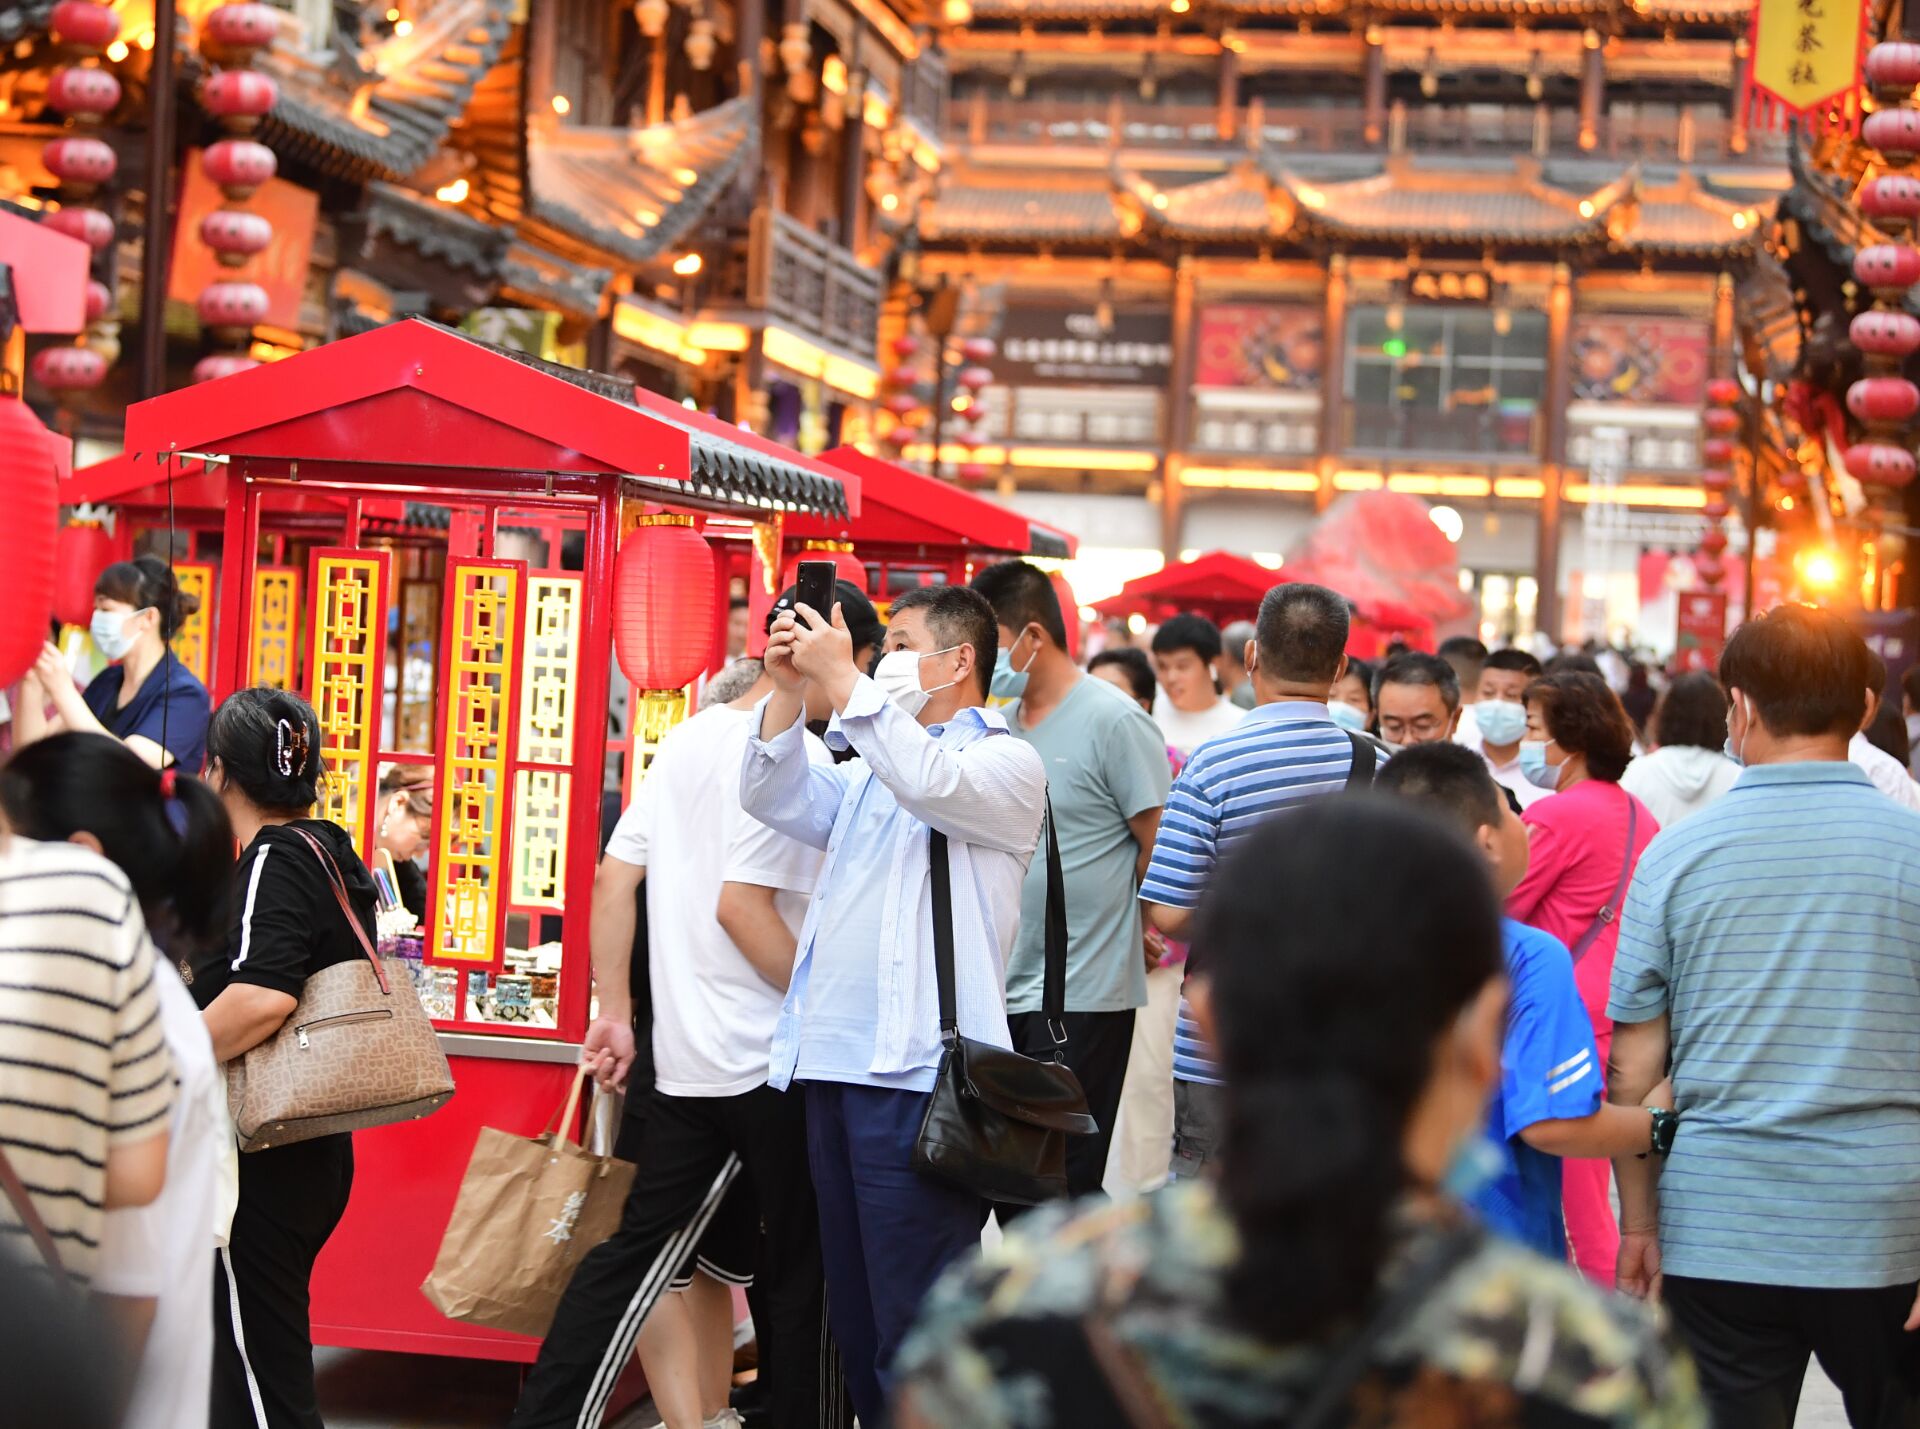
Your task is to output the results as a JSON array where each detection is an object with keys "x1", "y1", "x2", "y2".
[{"x1": 226, "y1": 828, "x2": 455, "y2": 1152}]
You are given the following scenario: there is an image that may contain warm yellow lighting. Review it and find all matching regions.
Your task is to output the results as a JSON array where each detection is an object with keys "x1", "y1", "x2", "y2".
[
  {"x1": 1151, "y1": 193, "x2": 1169, "y2": 211},
  {"x1": 1731, "y1": 210, "x2": 1751, "y2": 230},
  {"x1": 942, "y1": 0, "x2": 973, "y2": 24},
  {"x1": 1493, "y1": 477, "x2": 1547, "y2": 499},
  {"x1": 385, "y1": 7, "x2": 401, "y2": 18},
  {"x1": 636, "y1": 209, "x2": 661, "y2": 227},
  {"x1": 1778, "y1": 494, "x2": 1795, "y2": 511},
  {"x1": 393, "y1": 18, "x2": 413, "y2": 35},
  {"x1": 880, "y1": 192, "x2": 899, "y2": 212},
  {"x1": 672, "y1": 253, "x2": 704, "y2": 277},
  {"x1": 1171, "y1": 0, "x2": 1190, "y2": 12},
  {"x1": 551, "y1": 94, "x2": 572, "y2": 115},
  {"x1": 106, "y1": 39, "x2": 129, "y2": 61},
  {"x1": 1566, "y1": 483, "x2": 1706, "y2": 508},
  {"x1": 435, "y1": 177, "x2": 470, "y2": 203},
  {"x1": 1334, "y1": 470, "x2": 1384, "y2": 491},
  {"x1": 1008, "y1": 447, "x2": 1158, "y2": 472},
  {"x1": 1387, "y1": 473, "x2": 1494, "y2": 498},
  {"x1": 1578, "y1": 199, "x2": 1595, "y2": 219},
  {"x1": 138, "y1": 28, "x2": 154, "y2": 49},
  {"x1": 764, "y1": 326, "x2": 882, "y2": 400},
  {"x1": 612, "y1": 302, "x2": 696, "y2": 362},
  {"x1": 1221, "y1": 28, "x2": 1247, "y2": 51},
  {"x1": 685, "y1": 321, "x2": 751, "y2": 352},
  {"x1": 1799, "y1": 548, "x2": 1842, "y2": 590},
  {"x1": 822, "y1": 55, "x2": 849, "y2": 94},
  {"x1": 1179, "y1": 466, "x2": 1320, "y2": 492},
  {"x1": 905, "y1": 443, "x2": 1011, "y2": 465},
  {"x1": 672, "y1": 167, "x2": 699, "y2": 186},
  {"x1": 864, "y1": 92, "x2": 892, "y2": 128}
]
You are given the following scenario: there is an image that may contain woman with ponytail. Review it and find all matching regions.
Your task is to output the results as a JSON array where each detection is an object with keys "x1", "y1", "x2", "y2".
[
  {"x1": 14, "y1": 553, "x2": 211, "y2": 771},
  {"x1": 896, "y1": 800, "x2": 1706, "y2": 1429},
  {"x1": 196, "y1": 686, "x2": 378, "y2": 1429},
  {"x1": 0, "y1": 731, "x2": 233, "y2": 1429}
]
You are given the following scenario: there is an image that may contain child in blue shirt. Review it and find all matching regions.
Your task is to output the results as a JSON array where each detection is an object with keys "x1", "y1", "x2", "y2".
[{"x1": 1377, "y1": 744, "x2": 1670, "y2": 1259}]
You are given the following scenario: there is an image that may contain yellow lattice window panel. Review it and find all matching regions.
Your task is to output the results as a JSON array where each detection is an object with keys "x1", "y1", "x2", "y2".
[
  {"x1": 170, "y1": 562, "x2": 216, "y2": 687},
  {"x1": 304, "y1": 549, "x2": 391, "y2": 856},
  {"x1": 249, "y1": 566, "x2": 301, "y2": 690},
  {"x1": 431, "y1": 560, "x2": 522, "y2": 966},
  {"x1": 511, "y1": 577, "x2": 580, "y2": 909}
]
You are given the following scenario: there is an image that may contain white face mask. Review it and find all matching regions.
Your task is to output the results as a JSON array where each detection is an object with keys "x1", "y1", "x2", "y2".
[
  {"x1": 90, "y1": 607, "x2": 144, "y2": 661},
  {"x1": 872, "y1": 645, "x2": 961, "y2": 719}
]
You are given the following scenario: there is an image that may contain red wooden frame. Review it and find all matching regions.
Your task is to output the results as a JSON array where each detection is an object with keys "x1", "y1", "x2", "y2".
[{"x1": 301, "y1": 545, "x2": 394, "y2": 856}]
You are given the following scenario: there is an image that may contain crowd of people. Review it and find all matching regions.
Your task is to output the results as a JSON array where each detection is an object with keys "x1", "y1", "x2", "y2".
[{"x1": 3, "y1": 550, "x2": 1920, "y2": 1429}]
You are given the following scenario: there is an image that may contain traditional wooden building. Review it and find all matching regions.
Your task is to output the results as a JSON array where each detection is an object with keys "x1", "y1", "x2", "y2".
[{"x1": 913, "y1": 0, "x2": 1785, "y2": 638}]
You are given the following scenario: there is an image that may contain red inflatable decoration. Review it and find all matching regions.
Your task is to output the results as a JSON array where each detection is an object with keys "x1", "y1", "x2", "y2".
[
  {"x1": 613, "y1": 517, "x2": 716, "y2": 689},
  {"x1": 0, "y1": 398, "x2": 59, "y2": 686}
]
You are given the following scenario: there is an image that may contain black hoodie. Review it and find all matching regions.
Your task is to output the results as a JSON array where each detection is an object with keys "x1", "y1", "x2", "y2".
[{"x1": 186, "y1": 818, "x2": 381, "y2": 1011}]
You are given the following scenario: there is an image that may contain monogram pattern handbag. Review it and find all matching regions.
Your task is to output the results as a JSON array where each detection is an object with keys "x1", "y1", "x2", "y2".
[
  {"x1": 912, "y1": 797, "x2": 1097, "y2": 1205},
  {"x1": 225, "y1": 829, "x2": 454, "y2": 1152}
]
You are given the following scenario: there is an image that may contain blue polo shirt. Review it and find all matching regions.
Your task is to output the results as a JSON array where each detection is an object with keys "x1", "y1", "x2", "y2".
[
  {"x1": 1609, "y1": 759, "x2": 1920, "y2": 1288},
  {"x1": 1472, "y1": 918, "x2": 1603, "y2": 1258},
  {"x1": 81, "y1": 650, "x2": 209, "y2": 773}
]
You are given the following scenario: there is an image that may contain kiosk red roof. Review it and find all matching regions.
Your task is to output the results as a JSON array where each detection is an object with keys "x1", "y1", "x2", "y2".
[
  {"x1": 788, "y1": 448, "x2": 1075, "y2": 559},
  {"x1": 1093, "y1": 550, "x2": 1277, "y2": 622}
]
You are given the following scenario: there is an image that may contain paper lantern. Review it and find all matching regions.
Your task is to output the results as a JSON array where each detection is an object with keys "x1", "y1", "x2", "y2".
[
  {"x1": 0, "y1": 399, "x2": 59, "y2": 686},
  {"x1": 202, "y1": 138, "x2": 277, "y2": 195},
  {"x1": 43, "y1": 205, "x2": 114, "y2": 250},
  {"x1": 1776, "y1": 467, "x2": 1809, "y2": 495},
  {"x1": 193, "y1": 353, "x2": 261, "y2": 383},
  {"x1": 31, "y1": 345, "x2": 106, "y2": 392},
  {"x1": 957, "y1": 365, "x2": 993, "y2": 391},
  {"x1": 52, "y1": 520, "x2": 113, "y2": 627},
  {"x1": 882, "y1": 365, "x2": 916, "y2": 389},
  {"x1": 1705, "y1": 377, "x2": 1742, "y2": 407},
  {"x1": 1854, "y1": 244, "x2": 1920, "y2": 294},
  {"x1": 1702, "y1": 495, "x2": 1732, "y2": 520},
  {"x1": 1701, "y1": 468, "x2": 1733, "y2": 492},
  {"x1": 1852, "y1": 309, "x2": 1920, "y2": 357},
  {"x1": 1695, "y1": 551, "x2": 1726, "y2": 585},
  {"x1": 196, "y1": 280, "x2": 269, "y2": 330},
  {"x1": 882, "y1": 391, "x2": 920, "y2": 417},
  {"x1": 1848, "y1": 375, "x2": 1920, "y2": 424},
  {"x1": 957, "y1": 462, "x2": 990, "y2": 485},
  {"x1": 201, "y1": 69, "x2": 279, "y2": 126},
  {"x1": 1701, "y1": 437, "x2": 1736, "y2": 466},
  {"x1": 50, "y1": 1, "x2": 119, "y2": 51},
  {"x1": 959, "y1": 337, "x2": 996, "y2": 363},
  {"x1": 889, "y1": 333, "x2": 921, "y2": 359},
  {"x1": 1862, "y1": 174, "x2": 1920, "y2": 225},
  {"x1": 1846, "y1": 440, "x2": 1919, "y2": 488},
  {"x1": 1867, "y1": 40, "x2": 1920, "y2": 99},
  {"x1": 612, "y1": 517, "x2": 716, "y2": 690},
  {"x1": 1702, "y1": 407, "x2": 1741, "y2": 436},
  {"x1": 84, "y1": 280, "x2": 111, "y2": 323},
  {"x1": 203, "y1": 2, "x2": 280, "y2": 54},
  {"x1": 1698, "y1": 528, "x2": 1728, "y2": 557},
  {"x1": 1865, "y1": 107, "x2": 1920, "y2": 158},
  {"x1": 200, "y1": 208, "x2": 273, "y2": 263},
  {"x1": 42, "y1": 136, "x2": 116, "y2": 188},
  {"x1": 45, "y1": 65, "x2": 120, "y2": 119}
]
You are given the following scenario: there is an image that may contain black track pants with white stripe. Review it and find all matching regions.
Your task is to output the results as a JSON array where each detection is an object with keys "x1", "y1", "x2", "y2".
[
  {"x1": 211, "y1": 1134, "x2": 355, "y2": 1429},
  {"x1": 512, "y1": 1085, "x2": 845, "y2": 1429}
]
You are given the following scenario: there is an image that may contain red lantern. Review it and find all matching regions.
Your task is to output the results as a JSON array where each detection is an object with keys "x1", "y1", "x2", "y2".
[
  {"x1": 1702, "y1": 496, "x2": 1732, "y2": 520},
  {"x1": 196, "y1": 280, "x2": 270, "y2": 330},
  {"x1": 1866, "y1": 107, "x2": 1920, "y2": 157},
  {"x1": 1695, "y1": 551, "x2": 1727, "y2": 585},
  {"x1": 1854, "y1": 244, "x2": 1920, "y2": 294},
  {"x1": 203, "y1": 2, "x2": 280, "y2": 53},
  {"x1": 52, "y1": 521, "x2": 114, "y2": 628},
  {"x1": 200, "y1": 208, "x2": 273, "y2": 263},
  {"x1": 1846, "y1": 440, "x2": 1919, "y2": 488},
  {"x1": 1699, "y1": 528, "x2": 1729, "y2": 557},
  {"x1": 1702, "y1": 436, "x2": 1736, "y2": 466},
  {"x1": 45, "y1": 65, "x2": 121, "y2": 119},
  {"x1": 1704, "y1": 377, "x2": 1742, "y2": 407},
  {"x1": 50, "y1": 1, "x2": 120, "y2": 51},
  {"x1": 1702, "y1": 407, "x2": 1741, "y2": 436},
  {"x1": 1776, "y1": 468, "x2": 1810, "y2": 494},
  {"x1": 1701, "y1": 469, "x2": 1733, "y2": 493},
  {"x1": 882, "y1": 422, "x2": 919, "y2": 450},
  {"x1": 957, "y1": 365, "x2": 993, "y2": 391},
  {"x1": 84, "y1": 280, "x2": 111, "y2": 323},
  {"x1": 1852, "y1": 309, "x2": 1920, "y2": 357},
  {"x1": 959, "y1": 337, "x2": 996, "y2": 364},
  {"x1": 42, "y1": 136, "x2": 117, "y2": 188},
  {"x1": 193, "y1": 353, "x2": 261, "y2": 383},
  {"x1": 882, "y1": 365, "x2": 916, "y2": 389},
  {"x1": 1867, "y1": 40, "x2": 1920, "y2": 99},
  {"x1": 890, "y1": 333, "x2": 920, "y2": 360},
  {"x1": 202, "y1": 138, "x2": 277, "y2": 196},
  {"x1": 612, "y1": 518, "x2": 717, "y2": 690},
  {"x1": 44, "y1": 205, "x2": 114, "y2": 250},
  {"x1": 957, "y1": 462, "x2": 990, "y2": 486},
  {"x1": 30, "y1": 345, "x2": 105, "y2": 393},
  {"x1": 201, "y1": 69, "x2": 279, "y2": 126},
  {"x1": 1848, "y1": 375, "x2": 1920, "y2": 424},
  {"x1": 0, "y1": 399, "x2": 58, "y2": 686},
  {"x1": 1862, "y1": 173, "x2": 1920, "y2": 224},
  {"x1": 882, "y1": 391, "x2": 920, "y2": 417}
]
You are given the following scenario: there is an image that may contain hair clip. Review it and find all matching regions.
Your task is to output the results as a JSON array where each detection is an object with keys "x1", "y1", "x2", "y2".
[
  {"x1": 288, "y1": 721, "x2": 310, "y2": 776},
  {"x1": 157, "y1": 768, "x2": 177, "y2": 799},
  {"x1": 275, "y1": 718, "x2": 295, "y2": 778}
]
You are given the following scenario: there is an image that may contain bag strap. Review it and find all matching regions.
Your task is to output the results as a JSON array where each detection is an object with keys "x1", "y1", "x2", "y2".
[
  {"x1": 1344, "y1": 730, "x2": 1377, "y2": 791},
  {"x1": 930, "y1": 798, "x2": 1067, "y2": 1043},
  {"x1": 1568, "y1": 799, "x2": 1639, "y2": 967},
  {"x1": 289, "y1": 827, "x2": 390, "y2": 995},
  {"x1": 542, "y1": 1066, "x2": 591, "y2": 1145},
  {"x1": 0, "y1": 1144, "x2": 68, "y2": 1288}
]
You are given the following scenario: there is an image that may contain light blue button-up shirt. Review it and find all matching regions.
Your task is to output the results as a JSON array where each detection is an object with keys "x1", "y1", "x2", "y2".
[{"x1": 741, "y1": 675, "x2": 1048, "y2": 1092}]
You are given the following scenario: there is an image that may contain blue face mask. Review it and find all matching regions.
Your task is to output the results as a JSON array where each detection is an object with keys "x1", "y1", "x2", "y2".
[
  {"x1": 1475, "y1": 699, "x2": 1528, "y2": 748},
  {"x1": 990, "y1": 636, "x2": 1036, "y2": 702},
  {"x1": 1328, "y1": 700, "x2": 1369, "y2": 732},
  {"x1": 1518, "y1": 738, "x2": 1561, "y2": 791},
  {"x1": 1439, "y1": 1132, "x2": 1504, "y2": 1204}
]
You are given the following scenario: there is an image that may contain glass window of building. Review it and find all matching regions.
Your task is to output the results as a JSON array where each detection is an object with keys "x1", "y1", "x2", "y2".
[{"x1": 1343, "y1": 305, "x2": 1548, "y2": 459}]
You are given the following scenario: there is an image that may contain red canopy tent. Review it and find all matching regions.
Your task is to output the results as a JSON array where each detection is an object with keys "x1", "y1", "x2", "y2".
[{"x1": 1093, "y1": 551, "x2": 1277, "y2": 627}]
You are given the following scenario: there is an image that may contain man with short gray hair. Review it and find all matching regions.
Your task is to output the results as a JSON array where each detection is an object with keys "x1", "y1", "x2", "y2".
[{"x1": 1219, "y1": 620, "x2": 1257, "y2": 710}]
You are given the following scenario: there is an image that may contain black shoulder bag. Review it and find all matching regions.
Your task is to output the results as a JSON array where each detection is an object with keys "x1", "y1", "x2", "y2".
[
  {"x1": 1344, "y1": 730, "x2": 1378, "y2": 790},
  {"x1": 913, "y1": 797, "x2": 1098, "y2": 1205}
]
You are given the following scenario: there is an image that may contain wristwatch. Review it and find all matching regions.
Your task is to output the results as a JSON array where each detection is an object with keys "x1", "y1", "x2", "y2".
[{"x1": 1647, "y1": 1107, "x2": 1679, "y2": 1157}]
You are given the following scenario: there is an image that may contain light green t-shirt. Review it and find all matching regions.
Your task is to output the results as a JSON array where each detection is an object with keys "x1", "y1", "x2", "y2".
[{"x1": 1006, "y1": 677, "x2": 1172, "y2": 1013}]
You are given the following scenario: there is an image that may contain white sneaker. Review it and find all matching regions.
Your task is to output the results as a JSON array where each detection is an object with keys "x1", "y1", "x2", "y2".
[{"x1": 702, "y1": 1412, "x2": 744, "y2": 1429}]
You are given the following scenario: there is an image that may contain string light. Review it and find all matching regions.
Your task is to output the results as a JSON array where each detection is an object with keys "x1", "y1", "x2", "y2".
[
  {"x1": 672, "y1": 253, "x2": 703, "y2": 276},
  {"x1": 551, "y1": 95, "x2": 571, "y2": 115}
]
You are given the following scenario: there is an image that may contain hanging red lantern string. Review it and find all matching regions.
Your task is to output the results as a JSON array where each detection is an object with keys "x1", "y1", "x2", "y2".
[
  {"x1": 614, "y1": 515, "x2": 719, "y2": 744},
  {"x1": 52, "y1": 519, "x2": 115, "y2": 627},
  {"x1": 0, "y1": 396, "x2": 60, "y2": 686},
  {"x1": 33, "y1": 1, "x2": 120, "y2": 410},
  {"x1": 194, "y1": 3, "x2": 282, "y2": 381},
  {"x1": 1699, "y1": 377, "x2": 1743, "y2": 584}
]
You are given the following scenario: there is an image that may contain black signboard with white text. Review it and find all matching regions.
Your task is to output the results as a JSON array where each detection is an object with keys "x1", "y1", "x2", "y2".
[{"x1": 996, "y1": 305, "x2": 1174, "y2": 386}]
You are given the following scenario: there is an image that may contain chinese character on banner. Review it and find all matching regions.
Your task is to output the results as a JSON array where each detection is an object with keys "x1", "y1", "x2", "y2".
[
  {"x1": 1675, "y1": 590, "x2": 1729, "y2": 673},
  {"x1": 1745, "y1": 0, "x2": 1867, "y2": 131}
]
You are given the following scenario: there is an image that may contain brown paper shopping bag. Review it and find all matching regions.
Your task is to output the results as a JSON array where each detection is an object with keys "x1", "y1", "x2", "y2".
[{"x1": 422, "y1": 1069, "x2": 636, "y2": 1338}]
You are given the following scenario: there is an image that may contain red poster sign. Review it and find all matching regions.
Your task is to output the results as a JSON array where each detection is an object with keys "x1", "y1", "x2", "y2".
[
  {"x1": 1675, "y1": 590, "x2": 1729, "y2": 673},
  {"x1": 1570, "y1": 317, "x2": 1710, "y2": 406},
  {"x1": 168, "y1": 150, "x2": 318, "y2": 330},
  {"x1": 1194, "y1": 304, "x2": 1323, "y2": 390}
]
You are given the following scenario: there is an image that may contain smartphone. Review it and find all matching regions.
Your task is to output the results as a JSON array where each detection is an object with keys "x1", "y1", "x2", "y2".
[{"x1": 794, "y1": 559, "x2": 836, "y2": 619}]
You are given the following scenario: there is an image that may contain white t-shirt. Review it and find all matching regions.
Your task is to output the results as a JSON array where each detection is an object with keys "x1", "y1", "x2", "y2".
[
  {"x1": 1850, "y1": 731, "x2": 1920, "y2": 813},
  {"x1": 93, "y1": 964, "x2": 226, "y2": 1429},
  {"x1": 606, "y1": 704, "x2": 829, "y2": 1096},
  {"x1": 1151, "y1": 693, "x2": 1247, "y2": 758}
]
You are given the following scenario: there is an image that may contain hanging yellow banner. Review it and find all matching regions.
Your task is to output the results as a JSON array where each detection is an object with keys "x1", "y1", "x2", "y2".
[{"x1": 1746, "y1": 0, "x2": 1866, "y2": 127}]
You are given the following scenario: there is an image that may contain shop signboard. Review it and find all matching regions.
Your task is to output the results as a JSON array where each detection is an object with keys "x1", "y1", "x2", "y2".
[
  {"x1": 1194, "y1": 304, "x2": 1323, "y2": 391},
  {"x1": 1674, "y1": 589, "x2": 1728, "y2": 672},
  {"x1": 997, "y1": 304, "x2": 1172, "y2": 386}
]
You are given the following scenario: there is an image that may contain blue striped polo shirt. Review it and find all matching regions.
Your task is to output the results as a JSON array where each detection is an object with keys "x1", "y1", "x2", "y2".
[
  {"x1": 1608, "y1": 759, "x2": 1920, "y2": 1288},
  {"x1": 1140, "y1": 701, "x2": 1368, "y2": 1085}
]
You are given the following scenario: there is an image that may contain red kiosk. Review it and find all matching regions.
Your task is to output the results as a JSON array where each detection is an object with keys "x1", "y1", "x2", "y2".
[{"x1": 104, "y1": 318, "x2": 857, "y2": 1363}]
